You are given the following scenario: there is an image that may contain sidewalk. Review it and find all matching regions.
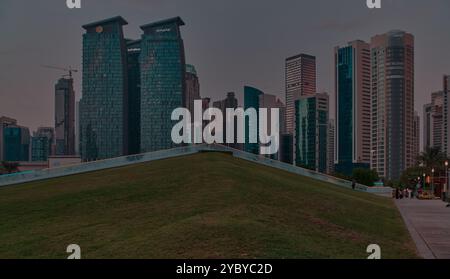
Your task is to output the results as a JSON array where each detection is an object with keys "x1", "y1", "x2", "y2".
[{"x1": 396, "y1": 198, "x2": 450, "y2": 259}]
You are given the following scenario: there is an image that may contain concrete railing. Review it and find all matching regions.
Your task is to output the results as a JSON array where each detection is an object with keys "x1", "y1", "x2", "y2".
[{"x1": 0, "y1": 144, "x2": 393, "y2": 197}]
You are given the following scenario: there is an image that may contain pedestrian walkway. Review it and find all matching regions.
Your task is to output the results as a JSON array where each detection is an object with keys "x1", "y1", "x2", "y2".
[{"x1": 396, "y1": 199, "x2": 450, "y2": 259}]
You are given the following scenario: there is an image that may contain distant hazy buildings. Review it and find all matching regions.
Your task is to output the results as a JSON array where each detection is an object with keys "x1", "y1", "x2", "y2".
[
  {"x1": 80, "y1": 16, "x2": 129, "y2": 161},
  {"x1": 295, "y1": 93, "x2": 329, "y2": 173},
  {"x1": 140, "y1": 17, "x2": 186, "y2": 153},
  {"x1": 371, "y1": 30, "x2": 415, "y2": 180},
  {"x1": 334, "y1": 40, "x2": 371, "y2": 176},
  {"x1": 285, "y1": 54, "x2": 316, "y2": 135},
  {"x1": 423, "y1": 91, "x2": 443, "y2": 150},
  {"x1": 55, "y1": 78, "x2": 75, "y2": 156}
]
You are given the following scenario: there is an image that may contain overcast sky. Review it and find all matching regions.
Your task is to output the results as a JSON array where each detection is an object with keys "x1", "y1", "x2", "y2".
[{"x1": 1, "y1": 0, "x2": 450, "y2": 145}]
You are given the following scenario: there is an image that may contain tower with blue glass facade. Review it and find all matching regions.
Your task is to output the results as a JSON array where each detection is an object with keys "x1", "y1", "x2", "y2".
[
  {"x1": 295, "y1": 93, "x2": 329, "y2": 173},
  {"x1": 139, "y1": 17, "x2": 186, "y2": 153},
  {"x1": 80, "y1": 16, "x2": 129, "y2": 161},
  {"x1": 244, "y1": 86, "x2": 263, "y2": 154},
  {"x1": 334, "y1": 40, "x2": 371, "y2": 176}
]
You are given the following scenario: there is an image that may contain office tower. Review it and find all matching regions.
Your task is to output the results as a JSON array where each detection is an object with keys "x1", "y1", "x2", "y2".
[
  {"x1": 80, "y1": 16, "x2": 129, "y2": 161},
  {"x1": 31, "y1": 137, "x2": 50, "y2": 162},
  {"x1": 327, "y1": 120, "x2": 335, "y2": 175},
  {"x1": 0, "y1": 116, "x2": 17, "y2": 161},
  {"x1": 413, "y1": 112, "x2": 420, "y2": 163},
  {"x1": 140, "y1": 17, "x2": 186, "y2": 153},
  {"x1": 75, "y1": 101, "x2": 80, "y2": 155},
  {"x1": 3, "y1": 126, "x2": 30, "y2": 162},
  {"x1": 371, "y1": 30, "x2": 414, "y2": 180},
  {"x1": 213, "y1": 92, "x2": 239, "y2": 149},
  {"x1": 55, "y1": 78, "x2": 75, "y2": 156},
  {"x1": 244, "y1": 86, "x2": 264, "y2": 154},
  {"x1": 185, "y1": 64, "x2": 200, "y2": 113},
  {"x1": 35, "y1": 127, "x2": 55, "y2": 155},
  {"x1": 423, "y1": 91, "x2": 444, "y2": 150},
  {"x1": 295, "y1": 93, "x2": 329, "y2": 173},
  {"x1": 285, "y1": 54, "x2": 316, "y2": 135},
  {"x1": 127, "y1": 39, "x2": 141, "y2": 155},
  {"x1": 442, "y1": 75, "x2": 450, "y2": 156},
  {"x1": 279, "y1": 134, "x2": 294, "y2": 164},
  {"x1": 334, "y1": 41, "x2": 371, "y2": 176}
]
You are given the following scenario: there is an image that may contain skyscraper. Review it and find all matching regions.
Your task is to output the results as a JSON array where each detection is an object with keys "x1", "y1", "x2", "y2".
[
  {"x1": 55, "y1": 78, "x2": 75, "y2": 156},
  {"x1": 423, "y1": 91, "x2": 443, "y2": 151},
  {"x1": 127, "y1": 39, "x2": 141, "y2": 155},
  {"x1": 0, "y1": 116, "x2": 17, "y2": 161},
  {"x1": 140, "y1": 17, "x2": 186, "y2": 153},
  {"x1": 295, "y1": 93, "x2": 329, "y2": 173},
  {"x1": 442, "y1": 75, "x2": 450, "y2": 156},
  {"x1": 185, "y1": 64, "x2": 200, "y2": 114},
  {"x1": 285, "y1": 54, "x2": 316, "y2": 135},
  {"x1": 371, "y1": 30, "x2": 415, "y2": 180},
  {"x1": 327, "y1": 119, "x2": 335, "y2": 175},
  {"x1": 213, "y1": 92, "x2": 239, "y2": 149},
  {"x1": 413, "y1": 112, "x2": 420, "y2": 163},
  {"x1": 244, "y1": 86, "x2": 263, "y2": 154},
  {"x1": 3, "y1": 126, "x2": 30, "y2": 162},
  {"x1": 334, "y1": 41, "x2": 371, "y2": 176},
  {"x1": 80, "y1": 16, "x2": 129, "y2": 161}
]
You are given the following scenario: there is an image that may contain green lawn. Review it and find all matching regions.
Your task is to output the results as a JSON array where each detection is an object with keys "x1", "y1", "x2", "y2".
[{"x1": 0, "y1": 152, "x2": 417, "y2": 259}]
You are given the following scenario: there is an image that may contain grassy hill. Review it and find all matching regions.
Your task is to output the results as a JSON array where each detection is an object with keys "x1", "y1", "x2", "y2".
[{"x1": 0, "y1": 152, "x2": 417, "y2": 259}]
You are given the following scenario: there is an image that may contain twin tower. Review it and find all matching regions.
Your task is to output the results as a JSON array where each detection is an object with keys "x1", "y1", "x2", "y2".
[{"x1": 79, "y1": 16, "x2": 186, "y2": 161}]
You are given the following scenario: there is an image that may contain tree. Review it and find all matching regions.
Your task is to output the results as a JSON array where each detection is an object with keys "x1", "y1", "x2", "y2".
[
  {"x1": 400, "y1": 166, "x2": 425, "y2": 189},
  {"x1": 352, "y1": 168, "x2": 379, "y2": 187},
  {"x1": 417, "y1": 147, "x2": 447, "y2": 172},
  {"x1": 1, "y1": 161, "x2": 19, "y2": 174}
]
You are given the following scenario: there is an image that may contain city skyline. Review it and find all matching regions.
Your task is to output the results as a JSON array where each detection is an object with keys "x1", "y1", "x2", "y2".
[{"x1": 1, "y1": 0, "x2": 450, "y2": 152}]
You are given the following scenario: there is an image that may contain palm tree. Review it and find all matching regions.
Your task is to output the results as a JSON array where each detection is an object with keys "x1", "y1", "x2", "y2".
[{"x1": 417, "y1": 147, "x2": 448, "y2": 173}]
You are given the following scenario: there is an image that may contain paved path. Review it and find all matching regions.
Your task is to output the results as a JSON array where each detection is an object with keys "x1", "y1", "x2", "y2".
[{"x1": 396, "y1": 199, "x2": 450, "y2": 259}]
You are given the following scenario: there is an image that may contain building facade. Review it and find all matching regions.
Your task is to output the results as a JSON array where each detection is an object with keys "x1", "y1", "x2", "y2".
[
  {"x1": 423, "y1": 91, "x2": 444, "y2": 151},
  {"x1": 334, "y1": 40, "x2": 371, "y2": 176},
  {"x1": 140, "y1": 17, "x2": 186, "y2": 153},
  {"x1": 55, "y1": 78, "x2": 75, "y2": 156},
  {"x1": 80, "y1": 16, "x2": 129, "y2": 161},
  {"x1": 413, "y1": 111, "x2": 420, "y2": 163},
  {"x1": 244, "y1": 86, "x2": 264, "y2": 154},
  {"x1": 371, "y1": 30, "x2": 415, "y2": 180},
  {"x1": 185, "y1": 64, "x2": 200, "y2": 114},
  {"x1": 213, "y1": 92, "x2": 240, "y2": 149},
  {"x1": 0, "y1": 116, "x2": 17, "y2": 161},
  {"x1": 3, "y1": 126, "x2": 30, "y2": 162},
  {"x1": 127, "y1": 39, "x2": 141, "y2": 155},
  {"x1": 295, "y1": 93, "x2": 329, "y2": 173},
  {"x1": 285, "y1": 54, "x2": 316, "y2": 135},
  {"x1": 327, "y1": 119, "x2": 335, "y2": 175},
  {"x1": 442, "y1": 76, "x2": 450, "y2": 156}
]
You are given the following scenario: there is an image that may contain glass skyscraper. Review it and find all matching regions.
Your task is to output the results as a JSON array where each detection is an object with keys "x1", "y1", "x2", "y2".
[
  {"x1": 295, "y1": 93, "x2": 329, "y2": 173},
  {"x1": 244, "y1": 86, "x2": 263, "y2": 154},
  {"x1": 334, "y1": 41, "x2": 371, "y2": 176},
  {"x1": 55, "y1": 78, "x2": 75, "y2": 156},
  {"x1": 127, "y1": 39, "x2": 141, "y2": 155},
  {"x1": 3, "y1": 126, "x2": 30, "y2": 162},
  {"x1": 80, "y1": 16, "x2": 129, "y2": 161},
  {"x1": 139, "y1": 17, "x2": 186, "y2": 153}
]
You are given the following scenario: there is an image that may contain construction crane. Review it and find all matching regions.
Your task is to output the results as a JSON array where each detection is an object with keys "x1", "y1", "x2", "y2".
[{"x1": 41, "y1": 65, "x2": 79, "y2": 79}]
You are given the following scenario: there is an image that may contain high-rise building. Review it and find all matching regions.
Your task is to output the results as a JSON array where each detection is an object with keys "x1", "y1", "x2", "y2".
[
  {"x1": 327, "y1": 120, "x2": 335, "y2": 175},
  {"x1": 371, "y1": 30, "x2": 414, "y2": 180},
  {"x1": 213, "y1": 92, "x2": 239, "y2": 149},
  {"x1": 423, "y1": 91, "x2": 444, "y2": 151},
  {"x1": 295, "y1": 93, "x2": 329, "y2": 173},
  {"x1": 0, "y1": 116, "x2": 17, "y2": 161},
  {"x1": 140, "y1": 17, "x2": 186, "y2": 153},
  {"x1": 55, "y1": 78, "x2": 75, "y2": 156},
  {"x1": 442, "y1": 75, "x2": 450, "y2": 156},
  {"x1": 3, "y1": 126, "x2": 30, "y2": 162},
  {"x1": 31, "y1": 136, "x2": 50, "y2": 162},
  {"x1": 244, "y1": 86, "x2": 264, "y2": 154},
  {"x1": 185, "y1": 64, "x2": 200, "y2": 114},
  {"x1": 127, "y1": 39, "x2": 141, "y2": 155},
  {"x1": 285, "y1": 54, "x2": 316, "y2": 135},
  {"x1": 413, "y1": 112, "x2": 420, "y2": 163},
  {"x1": 80, "y1": 16, "x2": 129, "y2": 161},
  {"x1": 35, "y1": 127, "x2": 55, "y2": 155},
  {"x1": 334, "y1": 41, "x2": 371, "y2": 176}
]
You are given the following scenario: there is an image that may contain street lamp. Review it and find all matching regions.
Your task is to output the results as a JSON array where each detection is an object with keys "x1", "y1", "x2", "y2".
[
  {"x1": 423, "y1": 173, "x2": 426, "y2": 189},
  {"x1": 432, "y1": 168, "x2": 435, "y2": 196}
]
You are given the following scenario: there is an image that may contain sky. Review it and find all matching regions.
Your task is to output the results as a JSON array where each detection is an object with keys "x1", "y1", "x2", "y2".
[{"x1": 1, "y1": 0, "x2": 450, "y2": 147}]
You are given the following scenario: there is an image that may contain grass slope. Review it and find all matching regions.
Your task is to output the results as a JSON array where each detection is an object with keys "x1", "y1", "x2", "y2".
[{"x1": 0, "y1": 152, "x2": 417, "y2": 259}]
